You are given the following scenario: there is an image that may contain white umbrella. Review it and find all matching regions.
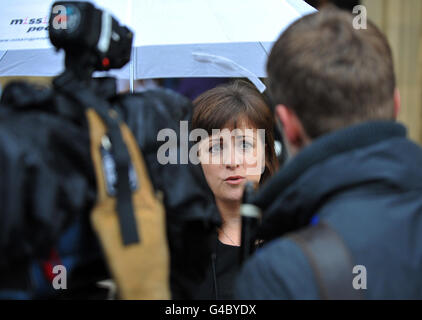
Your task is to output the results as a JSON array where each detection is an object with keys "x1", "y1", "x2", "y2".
[{"x1": 0, "y1": 0, "x2": 316, "y2": 91}]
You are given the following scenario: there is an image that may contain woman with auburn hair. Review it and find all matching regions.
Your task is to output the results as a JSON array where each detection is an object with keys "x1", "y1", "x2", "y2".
[{"x1": 192, "y1": 80, "x2": 277, "y2": 299}]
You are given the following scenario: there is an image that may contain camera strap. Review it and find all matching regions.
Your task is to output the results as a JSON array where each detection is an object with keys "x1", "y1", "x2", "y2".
[
  {"x1": 287, "y1": 222, "x2": 364, "y2": 300},
  {"x1": 54, "y1": 76, "x2": 139, "y2": 246},
  {"x1": 54, "y1": 76, "x2": 171, "y2": 299},
  {"x1": 85, "y1": 109, "x2": 170, "y2": 299}
]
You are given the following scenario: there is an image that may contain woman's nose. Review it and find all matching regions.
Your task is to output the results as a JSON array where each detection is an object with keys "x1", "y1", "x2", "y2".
[{"x1": 224, "y1": 145, "x2": 242, "y2": 168}]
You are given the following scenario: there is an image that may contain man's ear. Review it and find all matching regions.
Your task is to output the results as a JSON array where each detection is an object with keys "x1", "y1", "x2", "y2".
[
  {"x1": 275, "y1": 104, "x2": 305, "y2": 148},
  {"x1": 393, "y1": 88, "x2": 401, "y2": 119}
]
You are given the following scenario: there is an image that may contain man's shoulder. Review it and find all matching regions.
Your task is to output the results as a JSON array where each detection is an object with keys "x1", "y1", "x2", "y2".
[{"x1": 235, "y1": 237, "x2": 320, "y2": 300}]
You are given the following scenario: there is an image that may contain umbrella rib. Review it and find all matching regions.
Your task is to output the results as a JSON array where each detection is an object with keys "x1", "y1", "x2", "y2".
[
  {"x1": 259, "y1": 42, "x2": 269, "y2": 58},
  {"x1": 0, "y1": 51, "x2": 7, "y2": 63}
]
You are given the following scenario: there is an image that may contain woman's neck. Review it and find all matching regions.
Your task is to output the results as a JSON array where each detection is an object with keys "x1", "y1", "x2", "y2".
[{"x1": 216, "y1": 198, "x2": 242, "y2": 246}]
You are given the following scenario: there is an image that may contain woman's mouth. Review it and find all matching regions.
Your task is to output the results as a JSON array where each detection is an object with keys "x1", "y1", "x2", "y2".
[{"x1": 224, "y1": 176, "x2": 245, "y2": 185}]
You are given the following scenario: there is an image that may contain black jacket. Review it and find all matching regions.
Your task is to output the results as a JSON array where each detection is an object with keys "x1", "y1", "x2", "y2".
[
  {"x1": 194, "y1": 231, "x2": 241, "y2": 300},
  {"x1": 235, "y1": 121, "x2": 422, "y2": 299}
]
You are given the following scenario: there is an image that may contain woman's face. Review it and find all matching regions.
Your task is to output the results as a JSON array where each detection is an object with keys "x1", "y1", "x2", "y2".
[{"x1": 199, "y1": 119, "x2": 265, "y2": 203}]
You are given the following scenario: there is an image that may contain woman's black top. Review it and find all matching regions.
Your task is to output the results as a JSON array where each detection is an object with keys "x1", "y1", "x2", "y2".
[{"x1": 194, "y1": 237, "x2": 241, "y2": 300}]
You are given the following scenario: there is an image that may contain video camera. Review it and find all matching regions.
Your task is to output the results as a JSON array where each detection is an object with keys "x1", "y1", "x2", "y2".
[
  {"x1": 49, "y1": 1, "x2": 132, "y2": 77},
  {"x1": 0, "y1": 1, "x2": 219, "y2": 299}
]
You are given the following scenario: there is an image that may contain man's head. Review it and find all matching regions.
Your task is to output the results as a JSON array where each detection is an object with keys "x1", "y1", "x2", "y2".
[{"x1": 267, "y1": 6, "x2": 400, "y2": 156}]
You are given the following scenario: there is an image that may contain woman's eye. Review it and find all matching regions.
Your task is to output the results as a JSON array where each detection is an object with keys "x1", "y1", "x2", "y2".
[
  {"x1": 240, "y1": 140, "x2": 253, "y2": 150},
  {"x1": 209, "y1": 143, "x2": 222, "y2": 153}
]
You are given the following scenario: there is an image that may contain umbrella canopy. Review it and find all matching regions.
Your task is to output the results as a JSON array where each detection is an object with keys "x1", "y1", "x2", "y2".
[{"x1": 0, "y1": 0, "x2": 316, "y2": 84}]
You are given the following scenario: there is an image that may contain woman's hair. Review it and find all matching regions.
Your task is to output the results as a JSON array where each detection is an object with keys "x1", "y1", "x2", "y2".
[{"x1": 192, "y1": 79, "x2": 278, "y2": 184}]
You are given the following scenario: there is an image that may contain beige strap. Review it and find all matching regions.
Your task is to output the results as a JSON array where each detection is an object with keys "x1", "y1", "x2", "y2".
[{"x1": 87, "y1": 109, "x2": 170, "y2": 300}]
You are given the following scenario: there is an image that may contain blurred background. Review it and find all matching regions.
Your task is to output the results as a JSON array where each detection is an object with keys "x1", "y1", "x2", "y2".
[{"x1": 1, "y1": 0, "x2": 421, "y2": 144}]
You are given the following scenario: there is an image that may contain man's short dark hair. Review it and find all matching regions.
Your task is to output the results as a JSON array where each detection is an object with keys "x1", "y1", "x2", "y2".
[{"x1": 267, "y1": 6, "x2": 396, "y2": 138}]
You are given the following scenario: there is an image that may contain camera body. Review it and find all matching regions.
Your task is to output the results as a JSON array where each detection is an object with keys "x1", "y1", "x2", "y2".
[
  {"x1": 49, "y1": 1, "x2": 133, "y2": 72},
  {"x1": 0, "y1": 1, "x2": 219, "y2": 299}
]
